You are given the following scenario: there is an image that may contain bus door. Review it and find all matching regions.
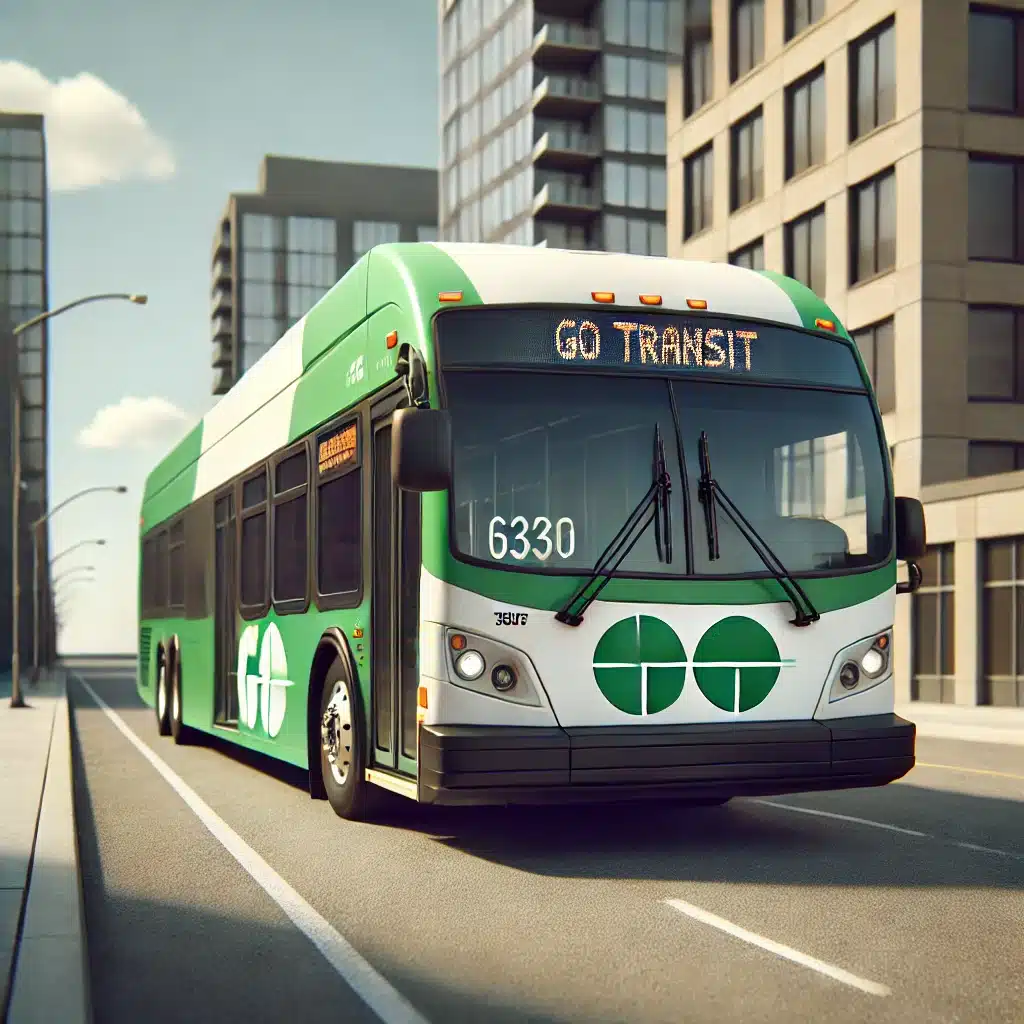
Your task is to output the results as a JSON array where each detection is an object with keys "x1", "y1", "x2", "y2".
[
  {"x1": 370, "y1": 393, "x2": 421, "y2": 777},
  {"x1": 213, "y1": 491, "x2": 238, "y2": 725}
]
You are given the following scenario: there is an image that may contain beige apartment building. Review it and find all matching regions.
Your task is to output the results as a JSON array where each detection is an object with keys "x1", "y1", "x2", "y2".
[{"x1": 667, "y1": 0, "x2": 1024, "y2": 706}]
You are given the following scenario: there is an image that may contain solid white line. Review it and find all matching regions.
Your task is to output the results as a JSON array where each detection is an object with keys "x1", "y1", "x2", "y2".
[
  {"x1": 954, "y1": 841, "x2": 1024, "y2": 860},
  {"x1": 74, "y1": 674, "x2": 430, "y2": 1024},
  {"x1": 753, "y1": 800, "x2": 931, "y2": 838},
  {"x1": 663, "y1": 898, "x2": 891, "y2": 997}
]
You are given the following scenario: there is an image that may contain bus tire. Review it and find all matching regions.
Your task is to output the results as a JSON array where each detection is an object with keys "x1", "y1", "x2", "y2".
[
  {"x1": 170, "y1": 651, "x2": 193, "y2": 745},
  {"x1": 318, "y1": 657, "x2": 380, "y2": 821},
  {"x1": 155, "y1": 648, "x2": 171, "y2": 737}
]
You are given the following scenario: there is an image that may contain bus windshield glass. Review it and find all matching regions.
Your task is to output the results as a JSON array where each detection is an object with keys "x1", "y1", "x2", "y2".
[{"x1": 439, "y1": 309, "x2": 890, "y2": 578}]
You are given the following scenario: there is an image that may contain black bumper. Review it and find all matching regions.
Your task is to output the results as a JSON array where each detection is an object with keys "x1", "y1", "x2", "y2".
[{"x1": 418, "y1": 714, "x2": 915, "y2": 806}]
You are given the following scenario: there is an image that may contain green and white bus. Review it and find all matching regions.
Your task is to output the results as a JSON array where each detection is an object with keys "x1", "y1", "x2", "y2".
[{"x1": 138, "y1": 242, "x2": 926, "y2": 820}]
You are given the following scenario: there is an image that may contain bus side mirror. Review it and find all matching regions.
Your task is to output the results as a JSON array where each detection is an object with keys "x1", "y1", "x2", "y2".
[
  {"x1": 392, "y1": 407, "x2": 451, "y2": 492},
  {"x1": 895, "y1": 496, "x2": 926, "y2": 594}
]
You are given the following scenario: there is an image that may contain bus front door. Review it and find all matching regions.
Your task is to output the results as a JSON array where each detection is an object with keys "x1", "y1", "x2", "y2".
[
  {"x1": 213, "y1": 491, "x2": 238, "y2": 725},
  {"x1": 370, "y1": 399, "x2": 421, "y2": 778}
]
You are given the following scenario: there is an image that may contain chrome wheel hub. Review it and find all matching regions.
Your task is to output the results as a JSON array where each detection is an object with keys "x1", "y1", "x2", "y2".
[{"x1": 321, "y1": 682, "x2": 352, "y2": 786}]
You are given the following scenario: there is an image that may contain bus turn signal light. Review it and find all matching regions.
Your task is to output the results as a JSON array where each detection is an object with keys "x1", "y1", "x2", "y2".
[
  {"x1": 592, "y1": 291, "x2": 615, "y2": 303},
  {"x1": 686, "y1": 298, "x2": 708, "y2": 310},
  {"x1": 815, "y1": 318, "x2": 836, "y2": 331},
  {"x1": 438, "y1": 291, "x2": 463, "y2": 302},
  {"x1": 385, "y1": 330, "x2": 398, "y2": 349},
  {"x1": 450, "y1": 633, "x2": 467, "y2": 651},
  {"x1": 417, "y1": 686, "x2": 428, "y2": 709},
  {"x1": 639, "y1": 294, "x2": 662, "y2": 305}
]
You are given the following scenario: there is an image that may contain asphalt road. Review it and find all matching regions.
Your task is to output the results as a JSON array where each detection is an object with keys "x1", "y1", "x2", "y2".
[{"x1": 67, "y1": 666, "x2": 1024, "y2": 1024}]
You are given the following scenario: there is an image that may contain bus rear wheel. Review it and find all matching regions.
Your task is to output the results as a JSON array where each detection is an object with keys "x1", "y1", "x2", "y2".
[
  {"x1": 318, "y1": 659, "x2": 381, "y2": 821},
  {"x1": 170, "y1": 654, "x2": 193, "y2": 745},
  {"x1": 155, "y1": 653, "x2": 171, "y2": 737}
]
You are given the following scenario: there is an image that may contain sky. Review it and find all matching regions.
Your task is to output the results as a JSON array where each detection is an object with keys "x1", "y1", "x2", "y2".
[{"x1": 1, "y1": 0, "x2": 439, "y2": 653}]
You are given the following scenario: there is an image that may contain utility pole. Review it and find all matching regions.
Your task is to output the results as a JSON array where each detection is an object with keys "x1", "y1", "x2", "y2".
[
  {"x1": 10, "y1": 377, "x2": 24, "y2": 708},
  {"x1": 31, "y1": 521, "x2": 41, "y2": 682}
]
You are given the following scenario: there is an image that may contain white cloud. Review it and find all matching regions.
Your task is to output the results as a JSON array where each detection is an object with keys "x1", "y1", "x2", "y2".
[
  {"x1": 78, "y1": 396, "x2": 191, "y2": 450},
  {"x1": 0, "y1": 61, "x2": 176, "y2": 191}
]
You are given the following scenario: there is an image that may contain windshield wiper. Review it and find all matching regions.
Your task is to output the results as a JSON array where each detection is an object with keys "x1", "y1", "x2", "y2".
[
  {"x1": 555, "y1": 425, "x2": 672, "y2": 627},
  {"x1": 696, "y1": 431, "x2": 820, "y2": 628}
]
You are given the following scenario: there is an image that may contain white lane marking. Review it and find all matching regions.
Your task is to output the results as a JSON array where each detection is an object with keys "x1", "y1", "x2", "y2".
[
  {"x1": 74, "y1": 674, "x2": 430, "y2": 1024},
  {"x1": 664, "y1": 898, "x2": 891, "y2": 997},
  {"x1": 753, "y1": 799, "x2": 1022, "y2": 859},
  {"x1": 752, "y1": 800, "x2": 930, "y2": 838}
]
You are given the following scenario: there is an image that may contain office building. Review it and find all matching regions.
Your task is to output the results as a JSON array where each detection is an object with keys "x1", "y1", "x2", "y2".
[
  {"x1": 438, "y1": 0, "x2": 674, "y2": 253},
  {"x1": 210, "y1": 156, "x2": 438, "y2": 395},
  {"x1": 669, "y1": 0, "x2": 1024, "y2": 706},
  {"x1": 0, "y1": 111, "x2": 50, "y2": 671}
]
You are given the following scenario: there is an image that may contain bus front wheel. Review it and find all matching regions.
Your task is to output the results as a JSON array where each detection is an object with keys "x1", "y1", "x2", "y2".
[
  {"x1": 170, "y1": 652, "x2": 193, "y2": 746},
  {"x1": 318, "y1": 659, "x2": 381, "y2": 822},
  {"x1": 155, "y1": 652, "x2": 171, "y2": 737}
]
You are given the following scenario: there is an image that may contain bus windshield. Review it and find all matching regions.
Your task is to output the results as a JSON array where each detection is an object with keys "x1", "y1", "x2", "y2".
[{"x1": 440, "y1": 316, "x2": 890, "y2": 579}]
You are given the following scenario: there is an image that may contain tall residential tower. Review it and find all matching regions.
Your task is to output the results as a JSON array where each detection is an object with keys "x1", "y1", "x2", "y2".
[{"x1": 439, "y1": 0, "x2": 675, "y2": 253}]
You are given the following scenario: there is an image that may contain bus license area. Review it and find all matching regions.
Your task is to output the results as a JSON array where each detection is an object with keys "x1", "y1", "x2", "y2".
[{"x1": 554, "y1": 319, "x2": 757, "y2": 372}]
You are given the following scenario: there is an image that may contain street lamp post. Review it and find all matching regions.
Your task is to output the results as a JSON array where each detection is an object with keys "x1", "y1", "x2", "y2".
[
  {"x1": 32, "y1": 490, "x2": 125, "y2": 681},
  {"x1": 51, "y1": 565, "x2": 96, "y2": 589},
  {"x1": 8, "y1": 292, "x2": 147, "y2": 708},
  {"x1": 50, "y1": 538, "x2": 106, "y2": 569}
]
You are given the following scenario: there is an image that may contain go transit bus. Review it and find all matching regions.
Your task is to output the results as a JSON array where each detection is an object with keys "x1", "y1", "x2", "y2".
[{"x1": 137, "y1": 242, "x2": 927, "y2": 821}]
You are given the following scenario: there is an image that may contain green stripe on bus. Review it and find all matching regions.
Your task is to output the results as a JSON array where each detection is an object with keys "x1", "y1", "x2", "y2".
[
  {"x1": 141, "y1": 421, "x2": 204, "y2": 532},
  {"x1": 757, "y1": 270, "x2": 852, "y2": 341}
]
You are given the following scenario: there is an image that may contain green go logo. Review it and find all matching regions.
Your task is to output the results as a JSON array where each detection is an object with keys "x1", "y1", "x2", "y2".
[{"x1": 592, "y1": 615, "x2": 794, "y2": 716}]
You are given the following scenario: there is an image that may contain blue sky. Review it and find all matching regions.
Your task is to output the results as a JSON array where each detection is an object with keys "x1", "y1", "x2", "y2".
[{"x1": 1, "y1": 0, "x2": 439, "y2": 652}]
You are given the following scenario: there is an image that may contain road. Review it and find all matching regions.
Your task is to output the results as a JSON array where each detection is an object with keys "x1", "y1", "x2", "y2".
[{"x1": 66, "y1": 663, "x2": 1024, "y2": 1024}]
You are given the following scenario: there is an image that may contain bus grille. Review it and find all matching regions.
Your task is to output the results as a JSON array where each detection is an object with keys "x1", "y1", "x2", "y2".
[{"x1": 138, "y1": 626, "x2": 151, "y2": 685}]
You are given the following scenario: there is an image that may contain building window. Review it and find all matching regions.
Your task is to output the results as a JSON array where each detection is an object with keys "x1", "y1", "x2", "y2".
[
  {"x1": 730, "y1": 108, "x2": 764, "y2": 210},
  {"x1": 731, "y1": 0, "x2": 765, "y2": 82},
  {"x1": 968, "y1": 157, "x2": 1024, "y2": 261},
  {"x1": 784, "y1": 205, "x2": 826, "y2": 297},
  {"x1": 981, "y1": 536, "x2": 1024, "y2": 706},
  {"x1": 968, "y1": 306, "x2": 1024, "y2": 401},
  {"x1": 417, "y1": 225, "x2": 438, "y2": 242},
  {"x1": 968, "y1": 6, "x2": 1024, "y2": 114},
  {"x1": 786, "y1": 0, "x2": 825, "y2": 41},
  {"x1": 353, "y1": 220, "x2": 399, "y2": 260},
  {"x1": 730, "y1": 237, "x2": 765, "y2": 270},
  {"x1": 850, "y1": 168, "x2": 896, "y2": 284},
  {"x1": 684, "y1": 144, "x2": 714, "y2": 238},
  {"x1": 605, "y1": 107, "x2": 667, "y2": 155},
  {"x1": 785, "y1": 66, "x2": 826, "y2": 179},
  {"x1": 852, "y1": 318, "x2": 895, "y2": 414},
  {"x1": 912, "y1": 544, "x2": 955, "y2": 703},
  {"x1": 285, "y1": 217, "x2": 337, "y2": 323},
  {"x1": 968, "y1": 440, "x2": 1024, "y2": 477},
  {"x1": 849, "y1": 17, "x2": 896, "y2": 142},
  {"x1": 684, "y1": 0, "x2": 713, "y2": 116},
  {"x1": 603, "y1": 161, "x2": 666, "y2": 210}
]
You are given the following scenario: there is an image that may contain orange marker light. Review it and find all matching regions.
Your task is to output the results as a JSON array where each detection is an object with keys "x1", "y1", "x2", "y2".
[
  {"x1": 592, "y1": 291, "x2": 615, "y2": 303},
  {"x1": 876, "y1": 634, "x2": 890, "y2": 650},
  {"x1": 815, "y1": 318, "x2": 836, "y2": 331},
  {"x1": 686, "y1": 298, "x2": 708, "y2": 310},
  {"x1": 450, "y1": 633, "x2": 467, "y2": 651},
  {"x1": 385, "y1": 330, "x2": 398, "y2": 349},
  {"x1": 438, "y1": 291, "x2": 463, "y2": 302},
  {"x1": 417, "y1": 686, "x2": 428, "y2": 709},
  {"x1": 639, "y1": 294, "x2": 663, "y2": 306}
]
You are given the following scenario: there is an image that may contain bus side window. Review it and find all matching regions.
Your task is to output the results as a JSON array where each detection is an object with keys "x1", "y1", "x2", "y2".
[{"x1": 318, "y1": 468, "x2": 361, "y2": 598}]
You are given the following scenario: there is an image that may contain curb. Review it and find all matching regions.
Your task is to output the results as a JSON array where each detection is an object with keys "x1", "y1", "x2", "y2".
[
  {"x1": 897, "y1": 703, "x2": 1024, "y2": 748},
  {"x1": 7, "y1": 672, "x2": 92, "y2": 1024}
]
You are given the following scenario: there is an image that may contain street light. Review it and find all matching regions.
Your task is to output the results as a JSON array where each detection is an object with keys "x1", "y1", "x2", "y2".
[
  {"x1": 8, "y1": 292, "x2": 147, "y2": 708},
  {"x1": 51, "y1": 565, "x2": 97, "y2": 589},
  {"x1": 50, "y1": 538, "x2": 106, "y2": 569},
  {"x1": 32, "y1": 486, "x2": 126, "y2": 680}
]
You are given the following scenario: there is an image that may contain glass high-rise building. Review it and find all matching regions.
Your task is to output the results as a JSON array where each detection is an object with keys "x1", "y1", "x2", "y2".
[
  {"x1": 211, "y1": 156, "x2": 438, "y2": 394},
  {"x1": 0, "y1": 111, "x2": 49, "y2": 669},
  {"x1": 439, "y1": 0, "x2": 674, "y2": 254}
]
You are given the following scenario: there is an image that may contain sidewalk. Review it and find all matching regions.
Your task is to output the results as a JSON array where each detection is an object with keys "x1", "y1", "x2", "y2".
[
  {"x1": 0, "y1": 670, "x2": 91, "y2": 1023},
  {"x1": 897, "y1": 700, "x2": 1024, "y2": 747}
]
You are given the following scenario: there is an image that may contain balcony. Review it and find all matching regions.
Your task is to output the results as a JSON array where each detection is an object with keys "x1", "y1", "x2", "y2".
[
  {"x1": 211, "y1": 287, "x2": 232, "y2": 318},
  {"x1": 533, "y1": 180, "x2": 600, "y2": 222},
  {"x1": 212, "y1": 314, "x2": 232, "y2": 343},
  {"x1": 212, "y1": 365, "x2": 234, "y2": 396},
  {"x1": 532, "y1": 74, "x2": 601, "y2": 118},
  {"x1": 211, "y1": 338, "x2": 233, "y2": 370},
  {"x1": 211, "y1": 256, "x2": 232, "y2": 291},
  {"x1": 532, "y1": 127, "x2": 601, "y2": 171},
  {"x1": 532, "y1": 21, "x2": 600, "y2": 67}
]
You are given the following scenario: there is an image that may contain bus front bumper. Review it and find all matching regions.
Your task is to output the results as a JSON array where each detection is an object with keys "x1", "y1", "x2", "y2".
[{"x1": 417, "y1": 714, "x2": 915, "y2": 806}]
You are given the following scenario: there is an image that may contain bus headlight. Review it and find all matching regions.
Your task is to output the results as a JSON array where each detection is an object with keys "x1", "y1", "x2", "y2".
[
  {"x1": 827, "y1": 630, "x2": 893, "y2": 702},
  {"x1": 454, "y1": 649, "x2": 485, "y2": 681},
  {"x1": 860, "y1": 648, "x2": 885, "y2": 677}
]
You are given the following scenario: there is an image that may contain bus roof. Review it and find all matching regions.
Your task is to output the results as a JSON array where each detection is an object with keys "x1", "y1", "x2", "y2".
[{"x1": 141, "y1": 243, "x2": 846, "y2": 532}]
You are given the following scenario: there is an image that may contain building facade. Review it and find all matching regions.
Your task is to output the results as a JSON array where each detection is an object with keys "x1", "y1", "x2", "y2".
[
  {"x1": 0, "y1": 111, "x2": 50, "y2": 672},
  {"x1": 211, "y1": 157, "x2": 438, "y2": 394},
  {"x1": 669, "y1": 0, "x2": 1024, "y2": 706},
  {"x1": 439, "y1": 0, "x2": 675, "y2": 253}
]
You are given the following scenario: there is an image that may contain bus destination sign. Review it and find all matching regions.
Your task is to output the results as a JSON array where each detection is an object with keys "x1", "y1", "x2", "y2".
[{"x1": 318, "y1": 423, "x2": 357, "y2": 475}]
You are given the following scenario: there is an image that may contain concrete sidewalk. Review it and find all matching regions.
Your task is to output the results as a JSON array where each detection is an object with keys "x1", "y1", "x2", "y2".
[
  {"x1": 0, "y1": 671, "x2": 90, "y2": 1023},
  {"x1": 897, "y1": 700, "x2": 1024, "y2": 747}
]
